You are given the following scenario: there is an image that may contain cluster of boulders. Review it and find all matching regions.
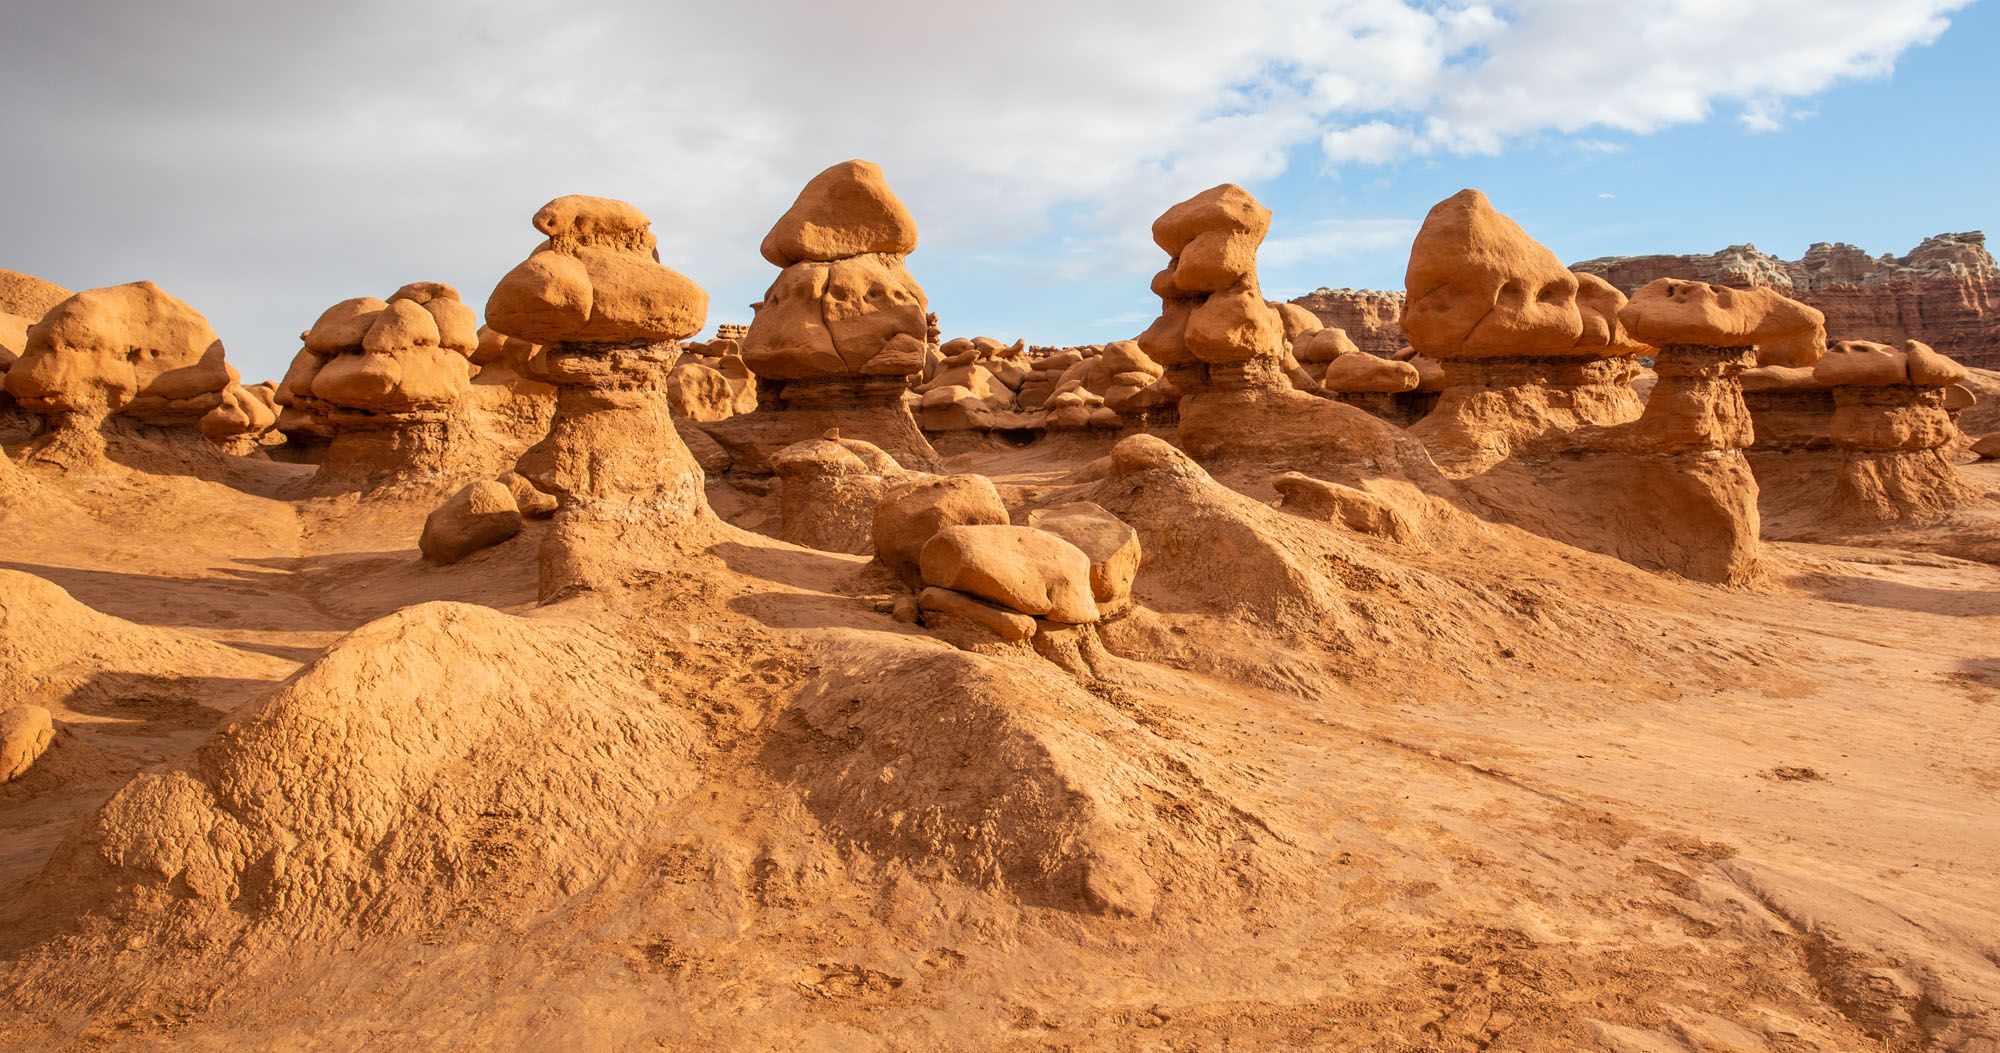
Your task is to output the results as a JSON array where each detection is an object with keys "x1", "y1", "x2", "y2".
[
  {"x1": 915, "y1": 337, "x2": 1173, "y2": 432},
  {"x1": 871, "y1": 470, "x2": 1138, "y2": 647}
]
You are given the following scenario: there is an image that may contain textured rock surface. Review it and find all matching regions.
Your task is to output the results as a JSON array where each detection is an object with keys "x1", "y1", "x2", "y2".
[{"x1": 1574, "y1": 233, "x2": 2000, "y2": 369}]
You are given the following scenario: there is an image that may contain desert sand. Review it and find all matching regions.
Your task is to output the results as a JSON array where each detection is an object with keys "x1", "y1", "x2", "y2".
[{"x1": 1, "y1": 174, "x2": 1997, "y2": 1052}]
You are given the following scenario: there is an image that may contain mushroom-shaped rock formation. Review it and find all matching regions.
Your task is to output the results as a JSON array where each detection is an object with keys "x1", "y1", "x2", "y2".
[
  {"x1": 485, "y1": 195, "x2": 713, "y2": 600},
  {"x1": 1396, "y1": 196, "x2": 1776, "y2": 584},
  {"x1": 709, "y1": 160, "x2": 936, "y2": 472},
  {"x1": 1777, "y1": 339, "x2": 1979, "y2": 525},
  {"x1": 1619, "y1": 279, "x2": 1823, "y2": 455},
  {"x1": 1402, "y1": 191, "x2": 1645, "y2": 467},
  {"x1": 280, "y1": 282, "x2": 483, "y2": 490},
  {"x1": 4, "y1": 281, "x2": 235, "y2": 474},
  {"x1": 1134, "y1": 185, "x2": 1432, "y2": 472}
]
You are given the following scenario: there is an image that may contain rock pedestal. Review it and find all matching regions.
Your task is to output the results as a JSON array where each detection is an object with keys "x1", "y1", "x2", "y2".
[
  {"x1": 707, "y1": 160, "x2": 938, "y2": 473},
  {"x1": 483, "y1": 195, "x2": 712, "y2": 600}
]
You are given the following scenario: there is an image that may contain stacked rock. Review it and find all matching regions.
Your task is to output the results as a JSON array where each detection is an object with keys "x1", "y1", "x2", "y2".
[
  {"x1": 1137, "y1": 185, "x2": 1415, "y2": 465},
  {"x1": 483, "y1": 194, "x2": 710, "y2": 597},
  {"x1": 714, "y1": 160, "x2": 936, "y2": 471},
  {"x1": 4, "y1": 281, "x2": 235, "y2": 472},
  {"x1": 1401, "y1": 190, "x2": 1648, "y2": 468},
  {"x1": 277, "y1": 282, "x2": 480, "y2": 488},
  {"x1": 1134, "y1": 184, "x2": 1286, "y2": 393},
  {"x1": 1808, "y1": 339, "x2": 1979, "y2": 521}
]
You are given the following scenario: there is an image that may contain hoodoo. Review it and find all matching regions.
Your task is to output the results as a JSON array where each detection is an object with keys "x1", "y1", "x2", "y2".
[
  {"x1": 707, "y1": 160, "x2": 939, "y2": 471},
  {"x1": 277, "y1": 282, "x2": 482, "y2": 490},
  {"x1": 483, "y1": 194, "x2": 712, "y2": 597},
  {"x1": 4, "y1": 281, "x2": 235, "y2": 474},
  {"x1": 1140, "y1": 184, "x2": 1427, "y2": 473},
  {"x1": 1402, "y1": 190, "x2": 1647, "y2": 469}
]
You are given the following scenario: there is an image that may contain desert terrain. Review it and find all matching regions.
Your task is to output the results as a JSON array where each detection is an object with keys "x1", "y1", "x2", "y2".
[{"x1": 1, "y1": 168, "x2": 1997, "y2": 1052}]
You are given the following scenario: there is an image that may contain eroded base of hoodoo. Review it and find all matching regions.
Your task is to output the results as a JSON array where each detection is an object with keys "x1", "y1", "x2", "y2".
[
  {"x1": 699, "y1": 376, "x2": 939, "y2": 474},
  {"x1": 1410, "y1": 357, "x2": 1644, "y2": 472},
  {"x1": 1176, "y1": 364, "x2": 1435, "y2": 481},
  {"x1": 512, "y1": 341, "x2": 714, "y2": 602},
  {"x1": 306, "y1": 413, "x2": 487, "y2": 496},
  {"x1": 1454, "y1": 448, "x2": 1762, "y2": 585},
  {"x1": 1744, "y1": 388, "x2": 1836, "y2": 451},
  {"x1": 13, "y1": 412, "x2": 232, "y2": 480}
]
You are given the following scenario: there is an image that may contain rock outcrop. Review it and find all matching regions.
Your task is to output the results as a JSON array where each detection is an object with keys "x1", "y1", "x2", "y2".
[
  {"x1": 1401, "y1": 190, "x2": 1647, "y2": 468},
  {"x1": 1573, "y1": 233, "x2": 2000, "y2": 370},
  {"x1": 4, "y1": 281, "x2": 235, "y2": 474},
  {"x1": 278, "y1": 283, "x2": 482, "y2": 490},
  {"x1": 708, "y1": 160, "x2": 937, "y2": 471},
  {"x1": 484, "y1": 195, "x2": 712, "y2": 598}
]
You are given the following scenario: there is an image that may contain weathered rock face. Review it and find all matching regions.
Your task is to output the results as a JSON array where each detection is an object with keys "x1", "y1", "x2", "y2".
[
  {"x1": 485, "y1": 195, "x2": 711, "y2": 600},
  {"x1": 1401, "y1": 192, "x2": 1644, "y2": 467},
  {"x1": 770, "y1": 433, "x2": 910, "y2": 554},
  {"x1": 283, "y1": 283, "x2": 481, "y2": 490},
  {"x1": 1573, "y1": 232, "x2": 2000, "y2": 369},
  {"x1": 708, "y1": 160, "x2": 936, "y2": 472},
  {"x1": 1288, "y1": 287, "x2": 1404, "y2": 357},
  {"x1": 0, "y1": 268, "x2": 71, "y2": 380},
  {"x1": 4, "y1": 281, "x2": 236, "y2": 473}
]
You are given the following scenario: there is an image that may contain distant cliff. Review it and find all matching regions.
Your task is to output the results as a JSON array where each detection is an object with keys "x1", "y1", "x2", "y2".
[
  {"x1": 1572, "y1": 233, "x2": 2000, "y2": 369},
  {"x1": 1288, "y1": 287, "x2": 1405, "y2": 356}
]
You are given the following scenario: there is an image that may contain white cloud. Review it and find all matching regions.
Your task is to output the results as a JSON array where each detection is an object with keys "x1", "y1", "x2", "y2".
[
  {"x1": 1320, "y1": 122, "x2": 1423, "y2": 166},
  {"x1": 0, "y1": 0, "x2": 1970, "y2": 372},
  {"x1": 1262, "y1": 218, "x2": 1424, "y2": 269}
]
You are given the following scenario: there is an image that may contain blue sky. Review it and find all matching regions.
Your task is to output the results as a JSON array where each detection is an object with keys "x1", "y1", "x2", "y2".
[{"x1": 0, "y1": 1, "x2": 1990, "y2": 383}]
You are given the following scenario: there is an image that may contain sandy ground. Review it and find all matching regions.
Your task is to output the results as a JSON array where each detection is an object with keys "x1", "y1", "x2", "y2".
[{"x1": 1, "y1": 447, "x2": 1996, "y2": 1051}]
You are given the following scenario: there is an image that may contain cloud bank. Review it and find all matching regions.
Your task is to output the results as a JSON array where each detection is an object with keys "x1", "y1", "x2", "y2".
[{"x1": 0, "y1": 0, "x2": 1967, "y2": 376}]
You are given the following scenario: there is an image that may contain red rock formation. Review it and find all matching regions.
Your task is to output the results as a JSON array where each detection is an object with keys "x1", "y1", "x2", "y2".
[
  {"x1": 1572, "y1": 233, "x2": 2000, "y2": 369},
  {"x1": 1287, "y1": 287, "x2": 1404, "y2": 357}
]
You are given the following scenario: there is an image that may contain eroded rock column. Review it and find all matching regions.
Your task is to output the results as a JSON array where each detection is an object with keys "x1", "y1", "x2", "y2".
[{"x1": 484, "y1": 195, "x2": 711, "y2": 600}]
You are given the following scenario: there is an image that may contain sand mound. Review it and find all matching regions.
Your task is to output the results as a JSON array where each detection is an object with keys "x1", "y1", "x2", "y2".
[
  {"x1": 0, "y1": 570, "x2": 279, "y2": 711},
  {"x1": 6, "y1": 601, "x2": 700, "y2": 976},
  {"x1": 767, "y1": 639, "x2": 1291, "y2": 919}
]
